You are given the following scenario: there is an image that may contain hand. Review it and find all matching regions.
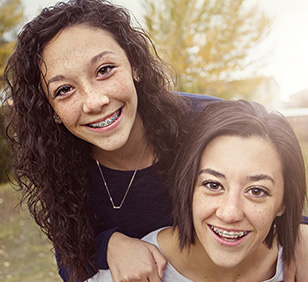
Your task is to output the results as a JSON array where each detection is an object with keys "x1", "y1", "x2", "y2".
[
  {"x1": 107, "y1": 232, "x2": 167, "y2": 282},
  {"x1": 284, "y1": 224, "x2": 308, "y2": 282}
]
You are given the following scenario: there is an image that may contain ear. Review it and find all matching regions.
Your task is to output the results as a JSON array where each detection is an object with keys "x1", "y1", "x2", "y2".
[
  {"x1": 53, "y1": 112, "x2": 62, "y2": 124},
  {"x1": 276, "y1": 204, "x2": 285, "y2": 217},
  {"x1": 133, "y1": 69, "x2": 141, "y2": 83},
  {"x1": 133, "y1": 68, "x2": 138, "y2": 79}
]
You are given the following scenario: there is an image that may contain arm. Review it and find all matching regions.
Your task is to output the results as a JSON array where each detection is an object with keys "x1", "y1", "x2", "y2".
[
  {"x1": 107, "y1": 232, "x2": 167, "y2": 282},
  {"x1": 94, "y1": 227, "x2": 119, "y2": 269},
  {"x1": 55, "y1": 228, "x2": 118, "y2": 281}
]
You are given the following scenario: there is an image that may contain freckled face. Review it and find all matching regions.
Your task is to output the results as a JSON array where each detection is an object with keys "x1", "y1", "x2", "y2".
[
  {"x1": 41, "y1": 24, "x2": 140, "y2": 153},
  {"x1": 192, "y1": 135, "x2": 285, "y2": 268}
]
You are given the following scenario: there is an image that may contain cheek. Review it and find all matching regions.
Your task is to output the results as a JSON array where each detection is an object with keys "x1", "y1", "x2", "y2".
[
  {"x1": 112, "y1": 72, "x2": 136, "y2": 94},
  {"x1": 55, "y1": 102, "x2": 81, "y2": 124},
  {"x1": 192, "y1": 192, "x2": 216, "y2": 223},
  {"x1": 247, "y1": 206, "x2": 276, "y2": 234},
  {"x1": 108, "y1": 77, "x2": 138, "y2": 112}
]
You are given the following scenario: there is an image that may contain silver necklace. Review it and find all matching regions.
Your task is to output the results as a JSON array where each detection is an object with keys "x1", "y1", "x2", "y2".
[{"x1": 95, "y1": 143, "x2": 147, "y2": 209}]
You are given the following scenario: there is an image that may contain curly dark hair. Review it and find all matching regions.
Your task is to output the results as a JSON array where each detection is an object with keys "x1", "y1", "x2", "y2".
[
  {"x1": 172, "y1": 100, "x2": 307, "y2": 266},
  {"x1": 4, "y1": 0, "x2": 189, "y2": 280}
]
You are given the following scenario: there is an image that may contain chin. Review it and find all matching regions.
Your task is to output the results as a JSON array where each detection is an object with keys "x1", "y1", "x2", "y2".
[
  {"x1": 209, "y1": 253, "x2": 243, "y2": 269},
  {"x1": 213, "y1": 260, "x2": 240, "y2": 269}
]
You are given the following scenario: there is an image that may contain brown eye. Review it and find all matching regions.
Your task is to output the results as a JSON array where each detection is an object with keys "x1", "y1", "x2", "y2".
[
  {"x1": 247, "y1": 187, "x2": 269, "y2": 198},
  {"x1": 55, "y1": 85, "x2": 73, "y2": 97},
  {"x1": 251, "y1": 188, "x2": 262, "y2": 196},
  {"x1": 97, "y1": 65, "x2": 114, "y2": 76},
  {"x1": 203, "y1": 181, "x2": 222, "y2": 191}
]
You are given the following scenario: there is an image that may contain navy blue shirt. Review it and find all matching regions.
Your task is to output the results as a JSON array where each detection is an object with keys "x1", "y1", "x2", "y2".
[{"x1": 89, "y1": 162, "x2": 171, "y2": 267}]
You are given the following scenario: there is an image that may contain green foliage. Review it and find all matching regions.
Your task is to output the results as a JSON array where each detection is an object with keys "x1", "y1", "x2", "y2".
[
  {"x1": 143, "y1": 0, "x2": 272, "y2": 98},
  {"x1": 0, "y1": 0, "x2": 24, "y2": 87}
]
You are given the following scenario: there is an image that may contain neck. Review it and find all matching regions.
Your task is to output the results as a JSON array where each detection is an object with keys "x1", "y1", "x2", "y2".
[
  {"x1": 189, "y1": 243, "x2": 278, "y2": 281},
  {"x1": 158, "y1": 228, "x2": 279, "y2": 282},
  {"x1": 93, "y1": 114, "x2": 154, "y2": 170}
]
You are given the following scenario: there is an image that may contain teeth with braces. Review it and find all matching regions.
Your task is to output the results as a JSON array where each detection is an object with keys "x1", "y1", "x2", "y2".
[
  {"x1": 211, "y1": 225, "x2": 248, "y2": 240},
  {"x1": 89, "y1": 110, "x2": 120, "y2": 128}
]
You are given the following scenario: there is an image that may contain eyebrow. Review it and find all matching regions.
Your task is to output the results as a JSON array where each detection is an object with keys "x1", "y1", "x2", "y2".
[
  {"x1": 90, "y1": 50, "x2": 115, "y2": 65},
  {"x1": 199, "y1": 169, "x2": 275, "y2": 184},
  {"x1": 248, "y1": 174, "x2": 275, "y2": 184},
  {"x1": 199, "y1": 168, "x2": 226, "y2": 179},
  {"x1": 48, "y1": 75, "x2": 65, "y2": 85},
  {"x1": 47, "y1": 50, "x2": 116, "y2": 85}
]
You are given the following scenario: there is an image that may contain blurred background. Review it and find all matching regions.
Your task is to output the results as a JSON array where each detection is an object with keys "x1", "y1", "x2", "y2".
[{"x1": 0, "y1": 0, "x2": 307, "y2": 281}]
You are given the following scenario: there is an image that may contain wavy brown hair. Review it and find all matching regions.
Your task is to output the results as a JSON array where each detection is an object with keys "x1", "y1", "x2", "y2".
[
  {"x1": 172, "y1": 100, "x2": 307, "y2": 265},
  {"x1": 4, "y1": 0, "x2": 189, "y2": 280}
]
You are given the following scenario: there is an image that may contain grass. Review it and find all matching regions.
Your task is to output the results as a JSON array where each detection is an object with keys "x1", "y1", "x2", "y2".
[{"x1": 0, "y1": 182, "x2": 61, "y2": 282}]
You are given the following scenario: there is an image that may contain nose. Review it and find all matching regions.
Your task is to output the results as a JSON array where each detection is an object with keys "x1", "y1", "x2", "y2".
[
  {"x1": 82, "y1": 86, "x2": 110, "y2": 113},
  {"x1": 216, "y1": 192, "x2": 244, "y2": 223}
]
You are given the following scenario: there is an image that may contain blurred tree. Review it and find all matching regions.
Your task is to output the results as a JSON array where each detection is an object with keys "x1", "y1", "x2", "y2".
[
  {"x1": 0, "y1": 106, "x2": 12, "y2": 183},
  {"x1": 143, "y1": 0, "x2": 272, "y2": 98},
  {"x1": 0, "y1": 0, "x2": 24, "y2": 89},
  {"x1": 0, "y1": 0, "x2": 23, "y2": 182}
]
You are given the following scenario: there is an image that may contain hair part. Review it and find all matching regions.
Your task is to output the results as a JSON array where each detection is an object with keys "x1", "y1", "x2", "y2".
[{"x1": 172, "y1": 99, "x2": 307, "y2": 265}]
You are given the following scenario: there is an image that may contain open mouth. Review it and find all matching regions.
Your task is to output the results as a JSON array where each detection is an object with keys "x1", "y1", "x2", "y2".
[
  {"x1": 210, "y1": 225, "x2": 249, "y2": 242},
  {"x1": 88, "y1": 108, "x2": 122, "y2": 128}
]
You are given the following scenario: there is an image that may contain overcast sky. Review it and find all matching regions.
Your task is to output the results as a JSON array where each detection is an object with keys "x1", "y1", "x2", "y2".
[{"x1": 22, "y1": 0, "x2": 308, "y2": 102}]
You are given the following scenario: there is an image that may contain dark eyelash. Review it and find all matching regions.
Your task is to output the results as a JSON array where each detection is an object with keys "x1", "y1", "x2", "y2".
[
  {"x1": 98, "y1": 65, "x2": 115, "y2": 74},
  {"x1": 250, "y1": 187, "x2": 269, "y2": 195},
  {"x1": 202, "y1": 181, "x2": 221, "y2": 190},
  {"x1": 55, "y1": 85, "x2": 71, "y2": 97}
]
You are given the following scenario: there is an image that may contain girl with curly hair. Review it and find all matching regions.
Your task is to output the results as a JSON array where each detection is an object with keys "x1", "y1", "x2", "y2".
[{"x1": 4, "y1": 0, "x2": 217, "y2": 281}]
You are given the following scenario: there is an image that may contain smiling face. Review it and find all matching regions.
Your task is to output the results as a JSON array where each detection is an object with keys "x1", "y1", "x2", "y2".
[
  {"x1": 192, "y1": 135, "x2": 285, "y2": 269},
  {"x1": 41, "y1": 24, "x2": 140, "y2": 153}
]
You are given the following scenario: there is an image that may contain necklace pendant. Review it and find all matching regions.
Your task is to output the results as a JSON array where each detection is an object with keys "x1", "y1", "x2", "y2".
[{"x1": 95, "y1": 143, "x2": 148, "y2": 210}]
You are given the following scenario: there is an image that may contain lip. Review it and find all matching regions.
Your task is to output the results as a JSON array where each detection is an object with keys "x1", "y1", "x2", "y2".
[
  {"x1": 86, "y1": 107, "x2": 122, "y2": 127},
  {"x1": 208, "y1": 224, "x2": 250, "y2": 247},
  {"x1": 85, "y1": 107, "x2": 123, "y2": 132}
]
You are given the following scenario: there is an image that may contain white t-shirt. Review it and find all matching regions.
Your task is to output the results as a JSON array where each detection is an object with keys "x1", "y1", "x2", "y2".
[{"x1": 86, "y1": 227, "x2": 284, "y2": 282}]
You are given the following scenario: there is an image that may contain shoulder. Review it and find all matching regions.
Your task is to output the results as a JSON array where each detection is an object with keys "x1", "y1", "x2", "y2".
[
  {"x1": 142, "y1": 227, "x2": 192, "y2": 282},
  {"x1": 173, "y1": 92, "x2": 222, "y2": 113},
  {"x1": 174, "y1": 92, "x2": 221, "y2": 102},
  {"x1": 142, "y1": 227, "x2": 169, "y2": 246},
  {"x1": 263, "y1": 245, "x2": 284, "y2": 282}
]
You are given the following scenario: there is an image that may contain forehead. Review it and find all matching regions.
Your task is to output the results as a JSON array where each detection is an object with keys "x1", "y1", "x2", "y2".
[
  {"x1": 199, "y1": 135, "x2": 283, "y2": 178},
  {"x1": 41, "y1": 24, "x2": 127, "y2": 68}
]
